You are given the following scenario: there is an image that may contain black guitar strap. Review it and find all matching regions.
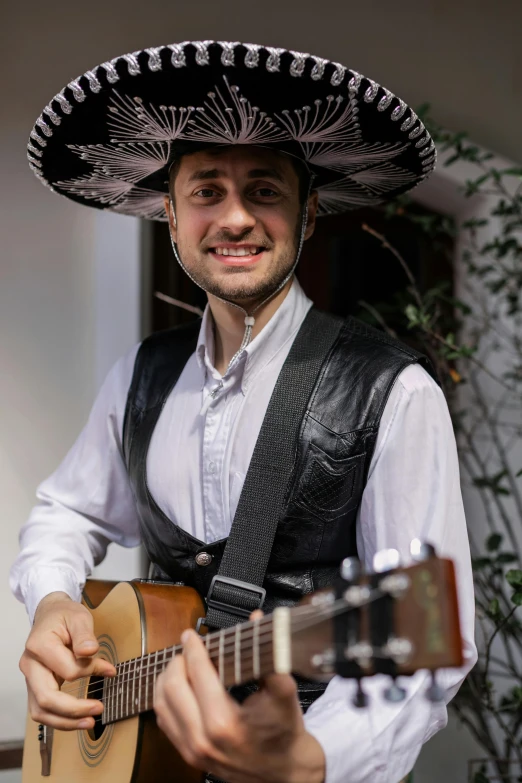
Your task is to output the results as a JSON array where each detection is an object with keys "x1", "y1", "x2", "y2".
[{"x1": 203, "y1": 307, "x2": 344, "y2": 630}]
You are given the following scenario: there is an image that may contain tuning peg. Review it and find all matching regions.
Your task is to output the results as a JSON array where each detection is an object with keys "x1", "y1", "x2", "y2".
[
  {"x1": 373, "y1": 548, "x2": 400, "y2": 573},
  {"x1": 353, "y1": 680, "x2": 369, "y2": 709},
  {"x1": 341, "y1": 556, "x2": 362, "y2": 582},
  {"x1": 410, "y1": 539, "x2": 436, "y2": 562},
  {"x1": 383, "y1": 678, "x2": 407, "y2": 703},
  {"x1": 425, "y1": 672, "x2": 445, "y2": 703}
]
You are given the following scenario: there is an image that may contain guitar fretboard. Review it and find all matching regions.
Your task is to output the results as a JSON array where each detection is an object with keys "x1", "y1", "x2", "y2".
[{"x1": 101, "y1": 614, "x2": 277, "y2": 725}]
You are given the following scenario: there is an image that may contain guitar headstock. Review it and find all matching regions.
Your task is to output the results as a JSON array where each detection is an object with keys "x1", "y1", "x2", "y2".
[{"x1": 291, "y1": 541, "x2": 463, "y2": 703}]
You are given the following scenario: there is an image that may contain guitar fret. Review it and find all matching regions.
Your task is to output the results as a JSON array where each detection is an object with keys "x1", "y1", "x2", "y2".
[
  {"x1": 234, "y1": 625, "x2": 241, "y2": 684},
  {"x1": 144, "y1": 653, "x2": 149, "y2": 713},
  {"x1": 136, "y1": 658, "x2": 143, "y2": 712},
  {"x1": 131, "y1": 659, "x2": 136, "y2": 715},
  {"x1": 253, "y1": 619, "x2": 260, "y2": 679},
  {"x1": 117, "y1": 665, "x2": 122, "y2": 721},
  {"x1": 125, "y1": 660, "x2": 129, "y2": 719},
  {"x1": 218, "y1": 630, "x2": 225, "y2": 684}
]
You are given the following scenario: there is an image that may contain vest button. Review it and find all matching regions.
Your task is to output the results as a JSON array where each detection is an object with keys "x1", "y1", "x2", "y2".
[{"x1": 195, "y1": 551, "x2": 212, "y2": 567}]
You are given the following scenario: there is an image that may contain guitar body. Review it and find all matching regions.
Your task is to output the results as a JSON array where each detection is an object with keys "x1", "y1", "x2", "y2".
[{"x1": 22, "y1": 580, "x2": 206, "y2": 783}]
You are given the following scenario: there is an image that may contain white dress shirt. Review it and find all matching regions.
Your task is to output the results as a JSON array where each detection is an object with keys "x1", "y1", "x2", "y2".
[{"x1": 10, "y1": 278, "x2": 477, "y2": 783}]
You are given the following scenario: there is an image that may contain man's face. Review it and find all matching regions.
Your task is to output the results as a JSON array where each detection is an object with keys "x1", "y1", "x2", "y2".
[{"x1": 164, "y1": 146, "x2": 318, "y2": 306}]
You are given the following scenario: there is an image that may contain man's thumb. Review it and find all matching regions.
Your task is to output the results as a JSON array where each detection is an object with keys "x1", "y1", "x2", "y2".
[{"x1": 68, "y1": 612, "x2": 99, "y2": 658}]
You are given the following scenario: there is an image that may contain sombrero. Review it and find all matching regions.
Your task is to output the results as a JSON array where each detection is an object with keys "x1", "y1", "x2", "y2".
[{"x1": 27, "y1": 40, "x2": 436, "y2": 220}]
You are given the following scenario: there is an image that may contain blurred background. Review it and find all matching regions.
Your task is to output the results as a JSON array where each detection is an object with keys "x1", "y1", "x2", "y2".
[{"x1": 2, "y1": 1, "x2": 522, "y2": 780}]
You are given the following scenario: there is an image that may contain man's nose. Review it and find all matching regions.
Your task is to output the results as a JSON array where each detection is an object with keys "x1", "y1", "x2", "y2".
[{"x1": 218, "y1": 194, "x2": 257, "y2": 234}]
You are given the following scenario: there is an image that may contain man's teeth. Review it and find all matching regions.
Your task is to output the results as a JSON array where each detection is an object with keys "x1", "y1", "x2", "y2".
[{"x1": 213, "y1": 247, "x2": 262, "y2": 257}]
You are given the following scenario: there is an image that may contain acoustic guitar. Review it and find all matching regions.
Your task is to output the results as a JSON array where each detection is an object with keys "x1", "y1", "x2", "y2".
[{"x1": 22, "y1": 546, "x2": 463, "y2": 782}]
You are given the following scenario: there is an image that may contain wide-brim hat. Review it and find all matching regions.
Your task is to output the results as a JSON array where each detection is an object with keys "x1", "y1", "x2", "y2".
[{"x1": 27, "y1": 40, "x2": 436, "y2": 221}]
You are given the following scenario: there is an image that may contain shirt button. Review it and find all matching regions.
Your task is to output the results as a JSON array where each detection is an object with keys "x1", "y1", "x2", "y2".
[
  {"x1": 195, "y1": 552, "x2": 212, "y2": 567},
  {"x1": 208, "y1": 461, "x2": 216, "y2": 473}
]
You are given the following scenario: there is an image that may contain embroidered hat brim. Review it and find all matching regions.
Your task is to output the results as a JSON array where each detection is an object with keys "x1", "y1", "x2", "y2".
[{"x1": 27, "y1": 41, "x2": 436, "y2": 221}]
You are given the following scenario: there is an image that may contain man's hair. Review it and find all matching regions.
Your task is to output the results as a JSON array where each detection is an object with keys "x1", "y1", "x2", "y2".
[{"x1": 168, "y1": 148, "x2": 313, "y2": 207}]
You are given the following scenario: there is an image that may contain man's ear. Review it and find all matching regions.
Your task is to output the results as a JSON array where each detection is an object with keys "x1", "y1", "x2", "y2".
[
  {"x1": 163, "y1": 194, "x2": 177, "y2": 243},
  {"x1": 303, "y1": 191, "x2": 319, "y2": 241}
]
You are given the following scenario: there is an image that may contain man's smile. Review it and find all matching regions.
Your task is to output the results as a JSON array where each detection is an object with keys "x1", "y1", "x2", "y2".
[{"x1": 208, "y1": 244, "x2": 268, "y2": 265}]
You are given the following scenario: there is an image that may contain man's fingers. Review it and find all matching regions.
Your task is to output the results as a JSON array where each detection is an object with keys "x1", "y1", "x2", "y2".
[
  {"x1": 66, "y1": 610, "x2": 99, "y2": 658},
  {"x1": 25, "y1": 632, "x2": 114, "y2": 681},
  {"x1": 25, "y1": 658, "x2": 104, "y2": 728},
  {"x1": 261, "y1": 673, "x2": 300, "y2": 703}
]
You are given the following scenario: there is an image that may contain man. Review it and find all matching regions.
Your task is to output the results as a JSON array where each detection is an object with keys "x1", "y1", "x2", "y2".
[{"x1": 12, "y1": 41, "x2": 476, "y2": 782}]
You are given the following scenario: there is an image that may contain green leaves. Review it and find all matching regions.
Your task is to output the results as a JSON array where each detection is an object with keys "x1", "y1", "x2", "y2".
[
  {"x1": 472, "y1": 470, "x2": 510, "y2": 496},
  {"x1": 506, "y1": 570, "x2": 522, "y2": 606},
  {"x1": 506, "y1": 570, "x2": 522, "y2": 588},
  {"x1": 486, "y1": 533, "x2": 503, "y2": 551}
]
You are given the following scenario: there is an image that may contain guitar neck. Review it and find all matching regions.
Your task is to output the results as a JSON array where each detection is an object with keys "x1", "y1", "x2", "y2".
[{"x1": 101, "y1": 610, "x2": 287, "y2": 725}]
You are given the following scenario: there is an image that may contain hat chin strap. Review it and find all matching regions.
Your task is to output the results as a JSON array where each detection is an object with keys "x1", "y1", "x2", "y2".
[{"x1": 168, "y1": 181, "x2": 312, "y2": 371}]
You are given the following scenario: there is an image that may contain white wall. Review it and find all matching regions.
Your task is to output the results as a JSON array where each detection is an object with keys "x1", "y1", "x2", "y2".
[{"x1": 2, "y1": 0, "x2": 521, "y2": 776}]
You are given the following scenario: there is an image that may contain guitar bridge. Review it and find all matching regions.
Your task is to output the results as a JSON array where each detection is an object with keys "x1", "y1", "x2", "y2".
[{"x1": 38, "y1": 724, "x2": 54, "y2": 777}]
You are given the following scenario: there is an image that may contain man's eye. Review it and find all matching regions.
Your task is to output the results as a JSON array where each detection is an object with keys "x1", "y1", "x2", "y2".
[
  {"x1": 195, "y1": 188, "x2": 218, "y2": 198},
  {"x1": 253, "y1": 188, "x2": 278, "y2": 198}
]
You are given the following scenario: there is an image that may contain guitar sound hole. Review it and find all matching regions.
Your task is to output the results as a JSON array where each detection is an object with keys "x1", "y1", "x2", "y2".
[{"x1": 87, "y1": 675, "x2": 106, "y2": 741}]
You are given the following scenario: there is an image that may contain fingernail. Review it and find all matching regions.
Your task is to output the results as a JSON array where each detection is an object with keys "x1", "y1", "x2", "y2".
[
  {"x1": 180, "y1": 630, "x2": 192, "y2": 645},
  {"x1": 78, "y1": 719, "x2": 92, "y2": 729},
  {"x1": 89, "y1": 705, "x2": 101, "y2": 715}
]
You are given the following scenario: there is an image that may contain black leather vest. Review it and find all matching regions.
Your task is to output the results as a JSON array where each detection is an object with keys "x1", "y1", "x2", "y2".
[{"x1": 122, "y1": 311, "x2": 435, "y2": 609}]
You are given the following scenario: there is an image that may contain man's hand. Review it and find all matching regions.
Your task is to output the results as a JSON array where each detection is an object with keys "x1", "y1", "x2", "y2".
[
  {"x1": 154, "y1": 624, "x2": 326, "y2": 783},
  {"x1": 20, "y1": 592, "x2": 116, "y2": 731}
]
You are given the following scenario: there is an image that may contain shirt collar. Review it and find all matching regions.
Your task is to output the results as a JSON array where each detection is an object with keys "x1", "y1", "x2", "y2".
[{"x1": 195, "y1": 278, "x2": 313, "y2": 393}]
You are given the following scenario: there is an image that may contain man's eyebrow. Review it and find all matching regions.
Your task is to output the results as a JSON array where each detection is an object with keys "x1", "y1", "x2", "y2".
[{"x1": 187, "y1": 167, "x2": 286, "y2": 184}]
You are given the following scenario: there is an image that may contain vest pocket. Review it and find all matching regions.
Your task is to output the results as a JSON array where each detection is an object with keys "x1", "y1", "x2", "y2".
[{"x1": 290, "y1": 442, "x2": 365, "y2": 522}]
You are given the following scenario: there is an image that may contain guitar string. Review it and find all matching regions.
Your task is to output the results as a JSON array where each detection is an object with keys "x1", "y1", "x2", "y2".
[
  {"x1": 59, "y1": 603, "x2": 325, "y2": 699},
  {"x1": 60, "y1": 593, "x2": 382, "y2": 701}
]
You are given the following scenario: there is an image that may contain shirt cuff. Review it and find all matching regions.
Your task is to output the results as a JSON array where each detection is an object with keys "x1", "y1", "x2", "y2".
[
  {"x1": 20, "y1": 566, "x2": 83, "y2": 624},
  {"x1": 304, "y1": 692, "x2": 378, "y2": 783}
]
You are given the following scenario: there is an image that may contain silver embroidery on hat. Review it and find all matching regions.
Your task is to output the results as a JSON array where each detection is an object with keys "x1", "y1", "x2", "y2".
[
  {"x1": 107, "y1": 91, "x2": 194, "y2": 142},
  {"x1": 400, "y1": 112, "x2": 417, "y2": 132},
  {"x1": 422, "y1": 153, "x2": 436, "y2": 167},
  {"x1": 304, "y1": 139, "x2": 409, "y2": 174},
  {"x1": 101, "y1": 60, "x2": 120, "y2": 83},
  {"x1": 265, "y1": 47, "x2": 285, "y2": 73},
  {"x1": 364, "y1": 80, "x2": 379, "y2": 103},
  {"x1": 30, "y1": 129, "x2": 47, "y2": 147},
  {"x1": 123, "y1": 53, "x2": 141, "y2": 76},
  {"x1": 55, "y1": 172, "x2": 134, "y2": 204},
  {"x1": 28, "y1": 142, "x2": 43, "y2": 157},
  {"x1": 55, "y1": 92, "x2": 73, "y2": 114},
  {"x1": 310, "y1": 56, "x2": 327, "y2": 81},
  {"x1": 145, "y1": 47, "x2": 163, "y2": 71},
  {"x1": 330, "y1": 63, "x2": 346, "y2": 86},
  {"x1": 243, "y1": 43, "x2": 261, "y2": 68},
  {"x1": 378, "y1": 90, "x2": 394, "y2": 112},
  {"x1": 169, "y1": 42, "x2": 188, "y2": 68},
  {"x1": 348, "y1": 71, "x2": 363, "y2": 95},
  {"x1": 68, "y1": 141, "x2": 170, "y2": 182},
  {"x1": 276, "y1": 94, "x2": 361, "y2": 145},
  {"x1": 113, "y1": 187, "x2": 168, "y2": 220},
  {"x1": 408, "y1": 122, "x2": 425, "y2": 140},
  {"x1": 419, "y1": 139, "x2": 435, "y2": 156},
  {"x1": 44, "y1": 105, "x2": 61, "y2": 126},
  {"x1": 27, "y1": 153, "x2": 42, "y2": 167},
  {"x1": 416, "y1": 133, "x2": 431, "y2": 149},
  {"x1": 219, "y1": 42, "x2": 239, "y2": 67},
  {"x1": 36, "y1": 116, "x2": 53, "y2": 137},
  {"x1": 290, "y1": 51, "x2": 309, "y2": 77},
  {"x1": 391, "y1": 100, "x2": 407, "y2": 121},
  {"x1": 194, "y1": 41, "x2": 212, "y2": 66},
  {"x1": 186, "y1": 76, "x2": 286, "y2": 144},
  {"x1": 316, "y1": 178, "x2": 381, "y2": 214},
  {"x1": 84, "y1": 70, "x2": 102, "y2": 93},
  {"x1": 68, "y1": 79, "x2": 86, "y2": 102},
  {"x1": 350, "y1": 162, "x2": 418, "y2": 193}
]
